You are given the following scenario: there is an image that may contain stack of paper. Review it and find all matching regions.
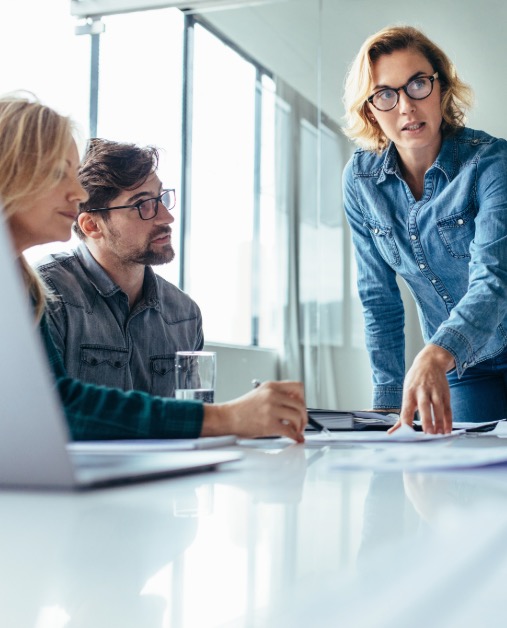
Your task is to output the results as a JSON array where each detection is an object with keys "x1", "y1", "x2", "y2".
[{"x1": 306, "y1": 409, "x2": 399, "y2": 431}]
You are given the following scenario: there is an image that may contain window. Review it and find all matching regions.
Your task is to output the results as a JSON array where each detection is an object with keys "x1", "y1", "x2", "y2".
[
  {"x1": 20, "y1": 5, "x2": 352, "y2": 355},
  {"x1": 92, "y1": 14, "x2": 286, "y2": 347},
  {"x1": 299, "y1": 119, "x2": 344, "y2": 347},
  {"x1": 257, "y1": 76, "x2": 290, "y2": 348},
  {"x1": 2, "y1": 0, "x2": 90, "y2": 267},
  {"x1": 186, "y1": 23, "x2": 257, "y2": 345},
  {"x1": 96, "y1": 8, "x2": 184, "y2": 286}
]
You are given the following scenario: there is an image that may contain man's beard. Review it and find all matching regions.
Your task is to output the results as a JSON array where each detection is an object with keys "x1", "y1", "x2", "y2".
[
  {"x1": 106, "y1": 223, "x2": 175, "y2": 266},
  {"x1": 130, "y1": 243, "x2": 175, "y2": 266}
]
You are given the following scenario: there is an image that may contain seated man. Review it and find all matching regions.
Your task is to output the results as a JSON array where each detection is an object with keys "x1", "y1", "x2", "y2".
[{"x1": 36, "y1": 138, "x2": 202, "y2": 397}]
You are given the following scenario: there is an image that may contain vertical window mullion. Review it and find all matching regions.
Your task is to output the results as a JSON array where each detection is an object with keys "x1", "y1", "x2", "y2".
[
  {"x1": 180, "y1": 14, "x2": 195, "y2": 292},
  {"x1": 89, "y1": 26, "x2": 101, "y2": 138},
  {"x1": 251, "y1": 68, "x2": 262, "y2": 346}
]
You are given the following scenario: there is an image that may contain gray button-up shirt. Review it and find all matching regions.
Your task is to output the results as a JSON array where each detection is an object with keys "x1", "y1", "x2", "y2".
[{"x1": 36, "y1": 243, "x2": 203, "y2": 397}]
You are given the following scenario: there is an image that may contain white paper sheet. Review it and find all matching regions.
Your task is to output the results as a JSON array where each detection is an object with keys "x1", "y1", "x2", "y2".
[
  {"x1": 491, "y1": 421, "x2": 507, "y2": 437},
  {"x1": 330, "y1": 445, "x2": 507, "y2": 471},
  {"x1": 305, "y1": 424, "x2": 465, "y2": 445},
  {"x1": 449, "y1": 419, "x2": 507, "y2": 437}
]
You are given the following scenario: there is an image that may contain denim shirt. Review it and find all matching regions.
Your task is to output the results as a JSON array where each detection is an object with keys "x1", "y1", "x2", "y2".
[
  {"x1": 343, "y1": 127, "x2": 507, "y2": 409},
  {"x1": 36, "y1": 243, "x2": 204, "y2": 397}
]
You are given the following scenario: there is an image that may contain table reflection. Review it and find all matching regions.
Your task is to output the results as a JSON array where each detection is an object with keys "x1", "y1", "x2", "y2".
[{"x1": 0, "y1": 487, "x2": 199, "y2": 627}]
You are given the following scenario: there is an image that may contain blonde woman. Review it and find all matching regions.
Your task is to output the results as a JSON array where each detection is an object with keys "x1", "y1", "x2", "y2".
[
  {"x1": 343, "y1": 25, "x2": 507, "y2": 433},
  {"x1": 1, "y1": 94, "x2": 307, "y2": 442}
]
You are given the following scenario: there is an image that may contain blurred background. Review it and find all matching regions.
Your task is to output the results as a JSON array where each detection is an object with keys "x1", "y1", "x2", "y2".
[{"x1": 5, "y1": 0, "x2": 500, "y2": 406}]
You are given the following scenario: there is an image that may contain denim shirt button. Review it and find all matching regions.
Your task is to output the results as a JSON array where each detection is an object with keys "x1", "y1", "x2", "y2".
[
  {"x1": 419, "y1": 263, "x2": 426, "y2": 269},
  {"x1": 411, "y1": 234, "x2": 417, "y2": 240},
  {"x1": 374, "y1": 228, "x2": 379, "y2": 234},
  {"x1": 431, "y1": 278, "x2": 437, "y2": 283},
  {"x1": 463, "y1": 361, "x2": 468, "y2": 369},
  {"x1": 471, "y1": 139, "x2": 480, "y2": 145},
  {"x1": 457, "y1": 218, "x2": 464, "y2": 225},
  {"x1": 443, "y1": 295, "x2": 448, "y2": 300}
]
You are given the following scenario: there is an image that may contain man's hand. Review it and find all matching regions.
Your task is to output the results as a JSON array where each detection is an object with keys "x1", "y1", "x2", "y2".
[
  {"x1": 201, "y1": 381, "x2": 307, "y2": 442},
  {"x1": 388, "y1": 344, "x2": 455, "y2": 434}
]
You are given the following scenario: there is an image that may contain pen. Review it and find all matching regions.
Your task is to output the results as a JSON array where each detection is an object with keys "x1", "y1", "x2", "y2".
[
  {"x1": 251, "y1": 379, "x2": 332, "y2": 437},
  {"x1": 307, "y1": 415, "x2": 333, "y2": 437}
]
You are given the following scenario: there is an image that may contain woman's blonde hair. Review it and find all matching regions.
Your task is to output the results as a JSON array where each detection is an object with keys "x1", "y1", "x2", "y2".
[
  {"x1": 0, "y1": 93, "x2": 75, "y2": 320},
  {"x1": 343, "y1": 25, "x2": 474, "y2": 153}
]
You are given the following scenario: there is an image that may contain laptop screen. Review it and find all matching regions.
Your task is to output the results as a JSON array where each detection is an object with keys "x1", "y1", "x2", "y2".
[{"x1": 0, "y1": 216, "x2": 77, "y2": 487}]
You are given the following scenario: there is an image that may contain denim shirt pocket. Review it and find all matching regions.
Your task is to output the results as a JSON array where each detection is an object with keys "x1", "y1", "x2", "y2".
[
  {"x1": 436, "y1": 204, "x2": 476, "y2": 259},
  {"x1": 150, "y1": 355, "x2": 176, "y2": 398},
  {"x1": 364, "y1": 220, "x2": 401, "y2": 266},
  {"x1": 79, "y1": 345, "x2": 129, "y2": 389}
]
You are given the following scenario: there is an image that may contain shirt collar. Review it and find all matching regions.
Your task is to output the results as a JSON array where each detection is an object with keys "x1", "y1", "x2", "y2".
[
  {"x1": 377, "y1": 130, "x2": 462, "y2": 184},
  {"x1": 377, "y1": 142, "x2": 399, "y2": 183},
  {"x1": 74, "y1": 242, "x2": 160, "y2": 305}
]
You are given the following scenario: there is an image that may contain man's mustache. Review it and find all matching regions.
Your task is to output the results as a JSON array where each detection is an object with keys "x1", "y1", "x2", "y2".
[{"x1": 150, "y1": 227, "x2": 172, "y2": 239}]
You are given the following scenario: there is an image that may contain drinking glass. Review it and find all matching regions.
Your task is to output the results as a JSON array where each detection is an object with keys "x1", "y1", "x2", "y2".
[{"x1": 174, "y1": 351, "x2": 216, "y2": 403}]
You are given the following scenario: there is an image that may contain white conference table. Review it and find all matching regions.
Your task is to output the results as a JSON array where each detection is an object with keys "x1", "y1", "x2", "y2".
[{"x1": 2, "y1": 434, "x2": 507, "y2": 628}]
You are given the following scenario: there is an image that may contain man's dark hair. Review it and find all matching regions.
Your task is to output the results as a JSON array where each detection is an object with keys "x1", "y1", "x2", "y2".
[{"x1": 74, "y1": 138, "x2": 160, "y2": 239}]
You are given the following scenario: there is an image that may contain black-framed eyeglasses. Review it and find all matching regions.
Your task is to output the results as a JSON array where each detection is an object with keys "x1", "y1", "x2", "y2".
[
  {"x1": 85, "y1": 189, "x2": 176, "y2": 221},
  {"x1": 367, "y1": 72, "x2": 439, "y2": 112}
]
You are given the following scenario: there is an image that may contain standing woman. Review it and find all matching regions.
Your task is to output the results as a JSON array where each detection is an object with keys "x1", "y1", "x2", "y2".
[
  {"x1": 0, "y1": 93, "x2": 307, "y2": 442},
  {"x1": 342, "y1": 25, "x2": 507, "y2": 433}
]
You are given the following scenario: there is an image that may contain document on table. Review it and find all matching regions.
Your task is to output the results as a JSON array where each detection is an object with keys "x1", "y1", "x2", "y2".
[
  {"x1": 493, "y1": 421, "x2": 507, "y2": 437},
  {"x1": 462, "y1": 419, "x2": 507, "y2": 436},
  {"x1": 67, "y1": 435, "x2": 237, "y2": 454},
  {"x1": 306, "y1": 408, "x2": 398, "y2": 431},
  {"x1": 330, "y1": 445, "x2": 507, "y2": 472},
  {"x1": 305, "y1": 424, "x2": 465, "y2": 444}
]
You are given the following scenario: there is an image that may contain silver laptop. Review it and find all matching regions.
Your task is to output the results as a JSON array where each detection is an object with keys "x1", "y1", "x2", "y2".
[{"x1": 0, "y1": 217, "x2": 241, "y2": 489}]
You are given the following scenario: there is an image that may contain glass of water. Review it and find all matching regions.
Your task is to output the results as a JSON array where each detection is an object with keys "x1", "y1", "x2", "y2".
[{"x1": 174, "y1": 351, "x2": 216, "y2": 403}]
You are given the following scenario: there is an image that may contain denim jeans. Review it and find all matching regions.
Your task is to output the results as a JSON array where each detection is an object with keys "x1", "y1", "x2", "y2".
[{"x1": 447, "y1": 347, "x2": 507, "y2": 422}]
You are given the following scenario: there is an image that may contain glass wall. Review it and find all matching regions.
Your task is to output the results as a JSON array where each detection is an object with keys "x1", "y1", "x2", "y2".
[{"x1": 7, "y1": 0, "x2": 373, "y2": 405}]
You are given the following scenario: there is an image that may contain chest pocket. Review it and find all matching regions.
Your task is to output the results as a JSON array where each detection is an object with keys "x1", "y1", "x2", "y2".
[
  {"x1": 364, "y1": 220, "x2": 401, "y2": 267},
  {"x1": 150, "y1": 355, "x2": 176, "y2": 397},
  {"x1": 79, "y1": 346, "x2": 129, "y2": 389},
  {"x1": 437, "y1": 204, "x2": 476, "y2": 259}
]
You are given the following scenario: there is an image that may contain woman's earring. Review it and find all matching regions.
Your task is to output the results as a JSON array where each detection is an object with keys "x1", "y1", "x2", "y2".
[{"x1": 370, "y1": 116, "x2": 376, "y2": 123}]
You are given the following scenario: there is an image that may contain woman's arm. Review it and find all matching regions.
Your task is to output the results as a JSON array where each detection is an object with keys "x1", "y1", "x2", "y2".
[
  {"x1": 42, "y1": 314, "x2": 307, "y2": 441},
  {"x1": 343, "y1": 158, "x2": 406, "y2": 410},
  {"x1": 430, "y1": 141, "x2": 507, "y2": 374}
]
